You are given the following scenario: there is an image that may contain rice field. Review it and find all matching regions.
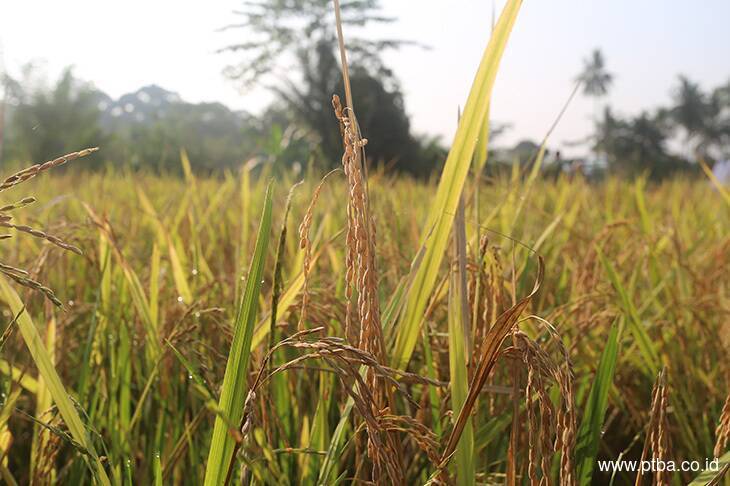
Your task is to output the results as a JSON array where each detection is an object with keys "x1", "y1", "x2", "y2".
[
  {"x1": 0, "y1": 1, "x2": 729, "y2": 484},
  {"x1": 0, "y1": 156, "x2": 727, "y2": 485}
]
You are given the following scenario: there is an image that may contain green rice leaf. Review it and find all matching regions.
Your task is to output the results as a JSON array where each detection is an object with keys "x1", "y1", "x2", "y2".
[
  {"x1": 688, "y1": 451, "x2": 729, "y2": 485},
  {"x1": 597, "y1": 246, "x2": 660, "y2": 375},
  {"x1": 448, "y1": 246, "x2": 475, "y2": 485},
  {"x1": 392, "y1": 0, "x2": 522, "y2": 369},
  {"x1": 575, "y1": 323, "x2": 619, "y2": 485},
  {"x1": 203, "y1": 181, "x2": 274, "y2": 485},
  {"x1": 0, "y1": 276, "x2": 112, "y2": 486}
]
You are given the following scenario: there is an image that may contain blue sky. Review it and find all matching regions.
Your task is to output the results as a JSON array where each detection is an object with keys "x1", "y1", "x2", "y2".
[{"x1": 1, "y1": 1, "x2": 728, "y2": 153}]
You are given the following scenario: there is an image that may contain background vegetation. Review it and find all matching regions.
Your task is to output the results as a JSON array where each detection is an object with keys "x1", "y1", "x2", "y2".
[{"x1": 2, "y1": 2, "x2": 729, "y2": 179}]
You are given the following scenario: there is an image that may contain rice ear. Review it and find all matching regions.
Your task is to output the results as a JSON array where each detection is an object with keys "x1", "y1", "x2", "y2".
[
  {"x1": 0, "y1": 148, "x2": 98, "y2": 193},
  {"x1": 715, "y1": 393, "x2": 730, "y2": 459},
  {"x1": 0, "y1": 149, "x2": 96, "y2": 306},
  {"x1": 440, "y1": 256, "x2": 544, "y2": 471}
]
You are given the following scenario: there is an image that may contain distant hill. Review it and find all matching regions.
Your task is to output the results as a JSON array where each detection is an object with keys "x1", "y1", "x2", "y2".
[
  {"x1": 88, "y1": 85, "x2": 258, "y2": 170},
  {"x1": 95, "y1": 85, "x2": 250, "y2": 131}
]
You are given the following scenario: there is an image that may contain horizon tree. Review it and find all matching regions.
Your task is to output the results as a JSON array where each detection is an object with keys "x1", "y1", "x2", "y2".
[
  {"x1": 707, "y1": 79, "x2": 730, "y2": 159},
  {"x1": 670, "y1": 75, "x2": 712, "y2": 159},
  {"x1": 670, "y1": 76, "x2": 730, "y2": 160},
  {"x1": 4, "y1": 66, "x2": 105, "y2": 165},
  {"x1": 577, "y1": 48, "x2": 613, "y2": 164},
  {"x1": 577, "y1": 48, "x2": 613, "y2": 114},
  {"x1": 217, "y1": 0, "x2": 437, "y2": 173}
]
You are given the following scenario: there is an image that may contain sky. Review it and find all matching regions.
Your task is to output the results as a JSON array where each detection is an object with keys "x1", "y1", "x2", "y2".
[{"x1": 1, "y1": 1, "x2": 729, "y2": 153}]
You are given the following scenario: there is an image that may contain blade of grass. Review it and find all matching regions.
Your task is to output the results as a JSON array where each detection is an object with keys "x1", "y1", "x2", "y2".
[
  {"x1": 84, "y1": 204, "x2": 161, "y2": 361},
  {"x1": 688, "y1": 451, "x2": 729, "y2": 486},
  {"x1": 596, "y1": 247, "x2": 660, "y2": 375},
  {"x1": 153, "y1": 452, "x2": 163, "y2": 486},
  {"x1": 317, "y1": 399, "x2": 354, "y2": 485},
  {"x1": 392, "y1": 0, "x2": 522, "y2": 369},
  {"x1": 149, "y1": 243, "x2": 160, "y2": 327},
  {"x1": 168, "y1": 237, "x2": 193, "y2": 305},
  {"x1": 203, "y1": 181, "x2": 274, "y2": 485},
  {"x1": 0, "y1": 359, "x2": 39, "y2": 393},
  {"x1": 448, "y1": 197, "x2": 475, "y2": 486},
  {"x1": 422, "y1": 324, "x2": 442, "y2": 437},
  {"x1": 699, "y1": 159, "x2": 730, "y2": 206},
  {"x1": 30, "y1": 313, "x2": 56, "y2": 477},
  {"x1": 575, "y1": 323, "x2": 620, "y2": 485},
  {"x1": 0, "y1": 276, "x2": 112, "y2": 485},
  {"x1": 166, "y1": 340, "x2": 216, "y2": 401}
]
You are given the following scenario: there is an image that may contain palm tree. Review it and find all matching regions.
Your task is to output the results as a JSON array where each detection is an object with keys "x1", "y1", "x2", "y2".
[
  {"x1": 577, "y1": 48, "x2": 613, "y2": 164},
  {"x1": 707, "y1": 80, "x2": 730, "y2": 158},
  {"x1": 577, "y1": 49, "x2": 613, "y2": 114},
  {"x1": 684, "y1": 79, "x2": 730, "y2": 160},
  {"x1": 670, "y1": 76, "x2": 710, "y2": 157}
]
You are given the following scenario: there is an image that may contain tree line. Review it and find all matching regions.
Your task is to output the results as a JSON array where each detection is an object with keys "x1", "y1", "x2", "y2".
[
  {"x1": 1, "y1": 0, "x2": 728, "y2": 180},
  {"x1": 576, "y1": 49, "x2": 730, "y2": 180}
]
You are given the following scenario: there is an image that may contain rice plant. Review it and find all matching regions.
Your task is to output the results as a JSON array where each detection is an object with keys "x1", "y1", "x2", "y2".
[{"x1": 0, "y1": 1, "x2": 728, "y2": 485}]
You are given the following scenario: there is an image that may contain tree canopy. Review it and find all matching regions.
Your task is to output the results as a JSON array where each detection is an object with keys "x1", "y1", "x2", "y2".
[
  {"x1": 217, "y1": 0, "x2": 440, "y2": 174},
  {"x1": 4, "y1": 67, "x2": 104, "y2": 164}
]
